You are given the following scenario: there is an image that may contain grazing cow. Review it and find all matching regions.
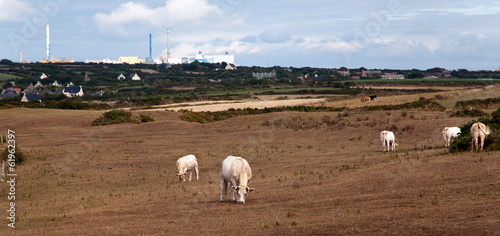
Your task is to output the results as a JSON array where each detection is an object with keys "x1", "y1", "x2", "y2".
[
  {"x1": 176, "y1": 155, "x2": 199, "y2": 182},
  {"x1": 442, "y1": 127, "x2": 461, "y2": 147},
  {"x1": 220, "y1": 156, "x2": 255, "y2": 204},
  {"x1": 470, "y1": 122, "x2": 491, "y2": 152},
  {"x1": 370, "y1": 95, "x2": 377, "y2": 101},
  {"x1": 380, "y1": 130, "x2": 398, "y2": 152},
  {"x1": 361, "y1": 96, "x2": 370, "y2": 102}
]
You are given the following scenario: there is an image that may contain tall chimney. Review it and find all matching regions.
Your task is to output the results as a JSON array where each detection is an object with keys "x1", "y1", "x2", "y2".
[
  {"x1": 45, "y1": 24, "x2": 50, "y2": 60},
  {"x1": 167, "y1": 28, "x2": 170, "y2": 61},
  {"x1": 149, "y1": 33, "x2": 152, "y2": 60},
  {"x1": 19, "y1": 49, "x2": 22, "y2": 63}
]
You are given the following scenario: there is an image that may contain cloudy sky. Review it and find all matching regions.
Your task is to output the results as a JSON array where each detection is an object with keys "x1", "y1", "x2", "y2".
[{"x1": 1, "y1": 0, "x2": 500, "y2": 70}]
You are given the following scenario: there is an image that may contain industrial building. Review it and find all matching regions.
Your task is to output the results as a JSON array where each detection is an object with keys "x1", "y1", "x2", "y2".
[{"x1": 179, "y1": 51, "x2": 234, "y2": 64}]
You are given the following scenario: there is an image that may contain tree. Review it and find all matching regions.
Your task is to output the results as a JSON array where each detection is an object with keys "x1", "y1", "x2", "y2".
[{"x1": 0, "y1": 59, "x2": 13, "y2": 65}]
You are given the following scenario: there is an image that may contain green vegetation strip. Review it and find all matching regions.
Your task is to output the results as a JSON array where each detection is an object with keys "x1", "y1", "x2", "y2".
[
  {"x1": 347, "y1": 78, "x2": 499, "y2": 84},
  {"x1": 455, "y1": 97, "x2": 500, "y2": 109},
  {"x1": 359, "y1": 99, "x2": 446, "y2": 112},
  {"x1": 181, "y1": 99, "x2": 445, "y2": 123},
  {"x1": 181, "y1": 106, "x2": 347, "y2": 123}
]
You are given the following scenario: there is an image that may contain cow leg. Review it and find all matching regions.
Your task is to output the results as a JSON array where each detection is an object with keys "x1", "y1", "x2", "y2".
[
  {"x1": 220, "y1": 178, "x2": 226, "y2": 202},
  {"x1": 194, "y1": 167, "x2": 199, "y2": 181},
  {"x1": 471, "y1": 137, "x2": 477, "y2": 152},
  {"x1": 230, "y1": 180, "x2": 237, "y2": 201},
  {"x1": 188, "y1": 170, "x2": 192, "y2": 181},
  {"x1": 480, "y1": 136, "x2": 484, "y2": 151}
]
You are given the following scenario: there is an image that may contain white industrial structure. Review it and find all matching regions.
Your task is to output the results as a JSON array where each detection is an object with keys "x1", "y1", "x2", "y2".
[
  {"x1": 45, "y1": 24, "x2": 50, "y2": 60},
  {"x1": 181, "y1": 51, "x2": 234, "y2": 64}
]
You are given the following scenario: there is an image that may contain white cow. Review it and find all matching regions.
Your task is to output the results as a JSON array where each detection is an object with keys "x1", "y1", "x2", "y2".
[
  {"x1": 220, "y1": 156, "x2": 255, "y2": 204},
  {"x1": 470, "y1": 122, "x2": 491, "y2": 152},
  {"x1": 380, "y1": 130, "x2": 398, "y2": 152},
  {"x1": 176, "y1": 155, "x2": 199, "y2": 182},
  {"x1": 442, "y1": 127, "x2": 461, "y2": 147}
]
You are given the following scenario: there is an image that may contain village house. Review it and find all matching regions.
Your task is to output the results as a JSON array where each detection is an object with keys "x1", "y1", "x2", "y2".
[
  {"x1": 252, "y1": 70, "x2": 276, "y2": 79},
  {"x1": 129, "y1": 73, "x2": 141, "y2": 81},
  {"x1": 381, "y1": 73, "x2": 405, "y2": 80},
  {"x1": 63, "y1": 84, "x2": 84, "y2": 97},
  {"x1": 0, "y1": 88, "x2": 21, "y2": 98},
  {"x1": 34, "y1": 73, "x2": 48, "y2": 80},
  {"x1": 21, "y1": 93, "x2": 42, "y2": 102},
  {"x1": 225, "y1": 63, "x2": 237, "y2": 70},
  {"x1": 117, "y1": 73, "x2": 126, "y2": 80}
]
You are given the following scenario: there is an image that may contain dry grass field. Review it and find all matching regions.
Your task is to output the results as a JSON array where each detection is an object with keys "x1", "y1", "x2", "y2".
[{"x1": 0, "y1": 85, "x2": 499, "y2": 235}]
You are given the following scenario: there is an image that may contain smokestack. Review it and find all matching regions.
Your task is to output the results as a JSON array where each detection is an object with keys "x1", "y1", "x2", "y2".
[
  {"x1": 19, "y1": 49, "x2": 22, "y2": 63},
  {"x1": 45, "y1": 24, "x2": 50, "y2": 60},
  {"x1": 149, "y1": 33, "x2": 152, "y2": 60},
  {"x1": 167, "y1": 28, "x2": 170, "y2": 61}
]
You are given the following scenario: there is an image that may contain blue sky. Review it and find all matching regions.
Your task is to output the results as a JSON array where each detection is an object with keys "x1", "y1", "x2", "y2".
[{"x1": 1, "y1": 0, "x2": 500, "y2": 70}]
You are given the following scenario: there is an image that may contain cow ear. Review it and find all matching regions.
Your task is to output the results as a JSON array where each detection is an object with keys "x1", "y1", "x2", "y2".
[
  {"x1": 232, "y1": 186, "x2": 239, "y2": 191},
  {"x1": 176, "y1": 174, "x2": 181, "y2": 176},
  {"x1": 247, "y1": 187, "x2": 255, "y2": 192}
]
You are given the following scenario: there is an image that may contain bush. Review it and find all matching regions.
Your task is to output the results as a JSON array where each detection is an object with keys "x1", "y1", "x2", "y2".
[
  {"x1": 92, "y1": 110, "x2": 139, "y2": 126},
  {"x1": 0, "y1": 146, "x2": 24, "y2": 165},
  {"x1": 140, "y1": 114, "x2": 154, "y2": 123},
  {"x1": 449, "y1": 108, "x2": 500, "y2": 153}
]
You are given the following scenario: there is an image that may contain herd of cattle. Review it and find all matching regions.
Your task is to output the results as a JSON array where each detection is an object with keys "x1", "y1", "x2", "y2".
[
  {"x1": 176, "y1": 154, "x2": 254, "y2": 204},
  {"x1": 175, "y1": 122, "x2": 491, "y2": 204}
]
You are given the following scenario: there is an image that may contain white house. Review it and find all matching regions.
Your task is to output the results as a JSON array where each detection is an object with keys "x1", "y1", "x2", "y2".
[
  {"x1": 63, "y1": 84, "x2": 84, "y2": 97},
  {"x1": 34, "y1": 81, "x2": 44, "y2": 88},
  {"x1": 117, "y1": 73, "x2": 126, "y2": 80},
  {"x1": 34, "y1": 73, "x2": 48, "y2": 80},
  {"x1": 225, "y1": 63, "x2": 237, "y2": 70},
  {"x1": 52, "y1": 81, "x2": 63, "y2": 87},
  {"x1": 129, "y1": 73, "x2": 141, "y2": 81},
  {"x1": 381, "y1": 74, "x2": 404, "y2": 80}
]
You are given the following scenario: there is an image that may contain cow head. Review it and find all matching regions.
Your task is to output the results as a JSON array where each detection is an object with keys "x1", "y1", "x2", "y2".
[
  {"x1": 176, "y1": 173, "x2": 186, "y2": 182},
  {"x1": 232, "y1": 186, "x2": 255, "y2": 204}
]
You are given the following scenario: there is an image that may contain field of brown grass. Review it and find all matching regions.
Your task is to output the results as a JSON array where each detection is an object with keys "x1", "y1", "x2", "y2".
[{"x1": 0, "y1": 86, "x2": 499, "y2": 235}]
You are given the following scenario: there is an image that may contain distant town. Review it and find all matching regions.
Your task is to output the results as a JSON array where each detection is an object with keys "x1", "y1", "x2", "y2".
[{"x1": 1, "y1": 56, "x2": 500, "y2": 108}]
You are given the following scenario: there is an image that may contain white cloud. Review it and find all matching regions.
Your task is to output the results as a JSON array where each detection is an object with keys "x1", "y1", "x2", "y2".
[
  {"x1": 94, "y1": 0, "x2": 224, "y2": 36},
  {"x1": 423, "y1": 4, "x2": 500, "y2": 16},
  {"x1": 0, "y1": 0, "x2": 34, "y2": 22},
  {"x1": 418, "y1": 38, "x2": 441, "y2": 54}
]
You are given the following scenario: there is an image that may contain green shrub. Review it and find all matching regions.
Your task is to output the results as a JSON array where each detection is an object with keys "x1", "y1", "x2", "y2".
[
  {"x1": 140, "y1": 114, "x2": 154, "y2": 123},
  {"x1": 1, "y1": 146, "x2": 24, "y2": 165},
  {"x1": 92, "y1": 110, "x2": 139, "y2": 126}
]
